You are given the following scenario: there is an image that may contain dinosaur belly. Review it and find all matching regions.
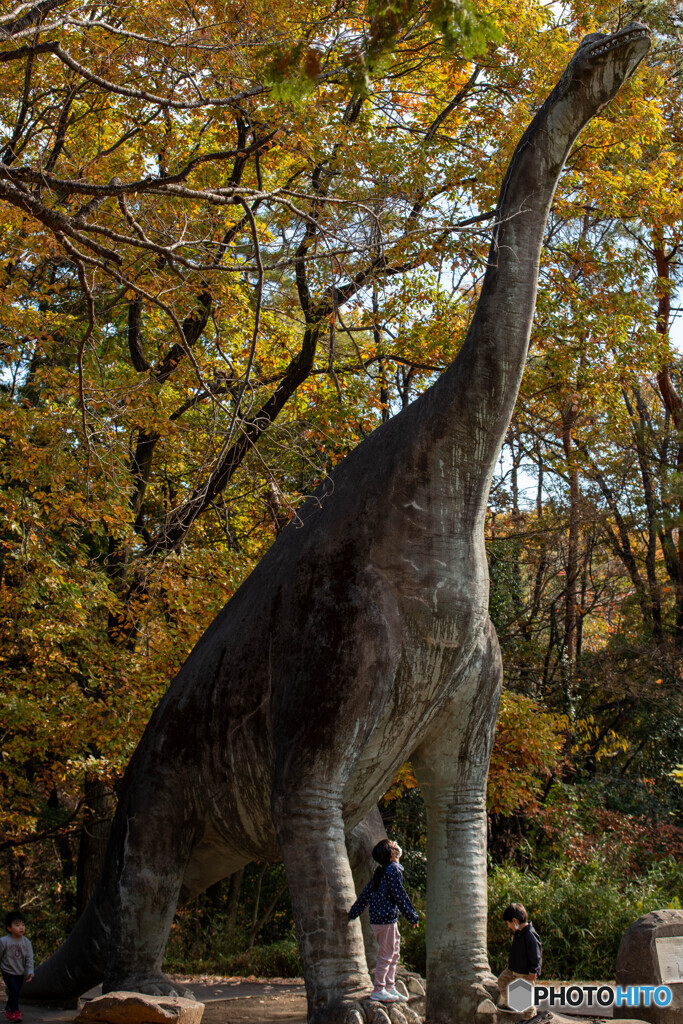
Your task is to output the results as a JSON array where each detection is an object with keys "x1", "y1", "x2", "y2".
[{"x1": 341, "y1": 600, "x2": 489, "y2": 827}]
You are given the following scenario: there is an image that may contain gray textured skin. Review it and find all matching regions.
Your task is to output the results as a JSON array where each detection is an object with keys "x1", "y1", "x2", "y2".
[{"x1": 26, "y1": 24, "x2": 650, "y2": 1024}]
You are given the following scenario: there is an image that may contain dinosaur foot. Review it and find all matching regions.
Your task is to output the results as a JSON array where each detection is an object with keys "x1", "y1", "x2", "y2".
[
  {"x1": 470, "y1": 980, "x2": 499, "y2": 1022},
  {"x1": 343, "y1": 997, "x2": 423, "y2": 1024},
  {"x1": 105, "y1": 973, "x2": 196, "y2": 999},
  {"x1": 481, "y1": 973, "x2": 500, "y2": 1002}
]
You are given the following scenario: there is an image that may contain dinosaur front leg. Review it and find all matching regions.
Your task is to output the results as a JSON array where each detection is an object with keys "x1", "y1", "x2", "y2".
[
  {"x1": 412, "y1": 623, "x2": 502, "y2": 1024},
  {"x1": 270, "y1": 569, "x2": 405, "y2": 1023}
]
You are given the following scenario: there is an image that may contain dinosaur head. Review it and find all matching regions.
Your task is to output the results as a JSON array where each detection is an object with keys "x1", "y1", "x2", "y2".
[
  {"x1": 562, "y1": 21, "x2": 651, "y2": 111},
  {"x1": 529, "y1": 21, "x2": 651, "y2": 165}
]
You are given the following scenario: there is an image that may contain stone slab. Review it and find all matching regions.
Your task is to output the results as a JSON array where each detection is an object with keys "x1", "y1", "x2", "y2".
[
  {"x1": 615, "y1": 909, "x2": 683, "y2": 1024},
  {"x1": 74, "y1": 992, "x2": 204, "y2": 1024},
  {"x1": 655, "y1": 938, "x2": 683, "y2": 985}
]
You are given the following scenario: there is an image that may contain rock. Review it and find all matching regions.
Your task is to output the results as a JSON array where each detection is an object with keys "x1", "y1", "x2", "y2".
[
  {"x1": 528, "y1": 1015, "x2": 646, "y2": 1024},
  {"x1": 495, "y1": 1008, "x2": 538, "y2": 1022},
  {"x1": 615, "y1": 909, "x2": 683, "y2": 1024},
  {"x1": 75, "y1": 992, "x2": 204, "y2": 1024}
]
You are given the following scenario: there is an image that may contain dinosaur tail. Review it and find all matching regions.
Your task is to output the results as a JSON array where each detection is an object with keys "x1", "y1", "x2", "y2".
[{"x1": 24, "y1": 884, "x2": 110, "y2": 1001}]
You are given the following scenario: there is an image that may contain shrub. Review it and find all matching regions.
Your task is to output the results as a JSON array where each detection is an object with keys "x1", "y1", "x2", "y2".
[
  {"x1": 488, "y1": 857, "x2": 683, "y2": 980},
  {"x1": 402, "y1": 856, "x2": 683, "y2": 981},
  {"x1": 163, "y1": 939, "x2": 302, "y2": 977},
  {"x1": 225, "y1": 941, "x2": 302, "y2": 978},
  {"x1": 400, "y1": 914, "x2": 426, "y2": 976}
]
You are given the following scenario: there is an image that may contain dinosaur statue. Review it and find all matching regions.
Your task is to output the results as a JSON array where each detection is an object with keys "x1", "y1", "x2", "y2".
[{"x1": 27, "y1": 23, "x2": 650, "y2": 1024}]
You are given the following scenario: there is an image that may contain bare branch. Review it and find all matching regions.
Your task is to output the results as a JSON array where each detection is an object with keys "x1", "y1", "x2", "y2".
[
  {"x1": 0, "y1": 0, "x2": 70, "y2": 39},
  {"x1": 0, "y1": 39, "x2": 269, "y2": 109}
]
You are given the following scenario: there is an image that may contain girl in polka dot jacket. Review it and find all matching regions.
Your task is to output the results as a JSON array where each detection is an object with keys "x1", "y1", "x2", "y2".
[{"x1": 348, "y1": 838, "x2": 419, "y2": 1004}]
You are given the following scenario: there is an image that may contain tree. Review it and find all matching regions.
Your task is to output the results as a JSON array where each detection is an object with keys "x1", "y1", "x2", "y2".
[
  {"x1": 0, "y1": 0, "x2": 504, "y2": 902},
  {"x1": 482, "y1": 0, "x2": 683, "y2": 827},
  {"x1": 1, "y1": 0, "x2": 681, "y2": 989},
  {"x1": 21, "y1": 22, "x2": 652, "y2": 1024}
]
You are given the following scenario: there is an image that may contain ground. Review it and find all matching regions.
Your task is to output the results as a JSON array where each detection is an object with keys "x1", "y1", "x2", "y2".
[
  {"x1": 18, "y1": 975, "x2": 634, "y2": 1024},
  {"x1": 21, "y1": 977, "x2": 308, "y2": 1024},
  {"x1": 188, "y1": 977, "x2": 308, "y2": 1024}
]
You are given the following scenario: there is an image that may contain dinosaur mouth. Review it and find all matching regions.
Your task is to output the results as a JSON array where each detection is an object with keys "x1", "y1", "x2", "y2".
[{"x1": 587, "y1": 26, "x2": 650, "y2": 58}]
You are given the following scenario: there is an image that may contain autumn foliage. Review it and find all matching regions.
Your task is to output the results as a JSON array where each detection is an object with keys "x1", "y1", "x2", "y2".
[{"x1": 0, "y1": 0, "x2": 682, "y2": 961}]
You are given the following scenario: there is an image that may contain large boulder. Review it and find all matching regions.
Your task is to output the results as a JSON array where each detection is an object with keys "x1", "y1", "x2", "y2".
[
  {"x1": 75, "y1": 992, "x2": 204, "y2": 1024},
  {"x1": 615, "y1": 909, "x2": 683, "y2": 1024}
]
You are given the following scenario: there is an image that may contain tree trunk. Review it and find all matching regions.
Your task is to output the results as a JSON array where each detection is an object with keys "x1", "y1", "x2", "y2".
[
  {"x1": 249, "y1": 880, "x2": 288, "y2": 948},
  {"x1": 561, "y1": 395, "x2": 581, "y2": 702},
  {"x1": 622, "y1": 386, "x2": 664, "y2": 643},
  {"x1": 48, "y1": 789, "x2": 77, "y2": 915},
  {"x1": 226, "y1": 868, "x2": 244, "y2": 936},
  {"x1": 248, "y1": 864, "x2": 267, "y2": 947},
  {"x1": 76, "y1": 775, "x2": 116, "y2": 918},
  {"x1": 654, "y1": 244, "x2": 683, "y2": 646}
]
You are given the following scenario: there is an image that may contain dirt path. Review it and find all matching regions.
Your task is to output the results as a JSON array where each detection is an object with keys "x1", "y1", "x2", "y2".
[
  {"x1": 19, "y1": 977, "x2": 638, "y2": 1024},
  {"x1": 183, "y1": 978, "x2": 307, "y2": 1024},
  {"x1": 202, "y1": 989, "x2": 307, "y2": 1024},
  {"x1": 20, "y1": 978, "x2": 308, "y2": 1024}
]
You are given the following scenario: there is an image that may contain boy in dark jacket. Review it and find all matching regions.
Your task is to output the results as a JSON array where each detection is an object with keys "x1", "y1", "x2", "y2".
[{"x1": 497, "y1": 903, "x2": 542, "y2": 1010}]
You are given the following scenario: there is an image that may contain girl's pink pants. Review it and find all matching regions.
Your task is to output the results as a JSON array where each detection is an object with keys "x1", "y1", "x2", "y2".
[{"x1": 371, "y1": 923, "x2": 401, "y2": 992}]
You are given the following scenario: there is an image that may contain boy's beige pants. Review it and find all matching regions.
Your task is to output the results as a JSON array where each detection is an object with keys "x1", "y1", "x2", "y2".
[{"x1": 497, "y1": 967, "x2": 528, "y2": 1003}]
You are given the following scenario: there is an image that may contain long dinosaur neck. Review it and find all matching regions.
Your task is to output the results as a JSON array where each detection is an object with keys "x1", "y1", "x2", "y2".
[{"x1": 431, "y1": 27, "x2": 647, "y2": 493}]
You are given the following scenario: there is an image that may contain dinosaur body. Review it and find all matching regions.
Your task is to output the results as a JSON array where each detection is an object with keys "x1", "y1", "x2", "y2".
[{"x1": 27, "y1": 25, "x2": 650, "y2": 1024}]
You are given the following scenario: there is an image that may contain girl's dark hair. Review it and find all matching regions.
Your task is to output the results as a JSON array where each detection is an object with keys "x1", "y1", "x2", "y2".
[
  {"x1": 5, "y1": 911, "x2": 25, "y2": 930},
  {"x1": 371, "y1": 839, "x2": 394, "y2": 890}
]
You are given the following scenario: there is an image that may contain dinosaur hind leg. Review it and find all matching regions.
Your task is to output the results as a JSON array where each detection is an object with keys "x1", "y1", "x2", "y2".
[
  {"x1": 275, "y1": 779, "x2": 371, "y2": 1018},
  {"x1": 24, "y1": 885, "x2": 112, "y2": 1000},
  {"x1": 25, "y1": 763, "x2": 199, "y2": 1001},
  {"x1": 101, "y1": 767, "x2": 201, "y2": 997}
]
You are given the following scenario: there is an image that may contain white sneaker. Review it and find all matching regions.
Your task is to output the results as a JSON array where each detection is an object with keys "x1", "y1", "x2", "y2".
[
  {"x1": 370, "y1": 989, "x2": 399, "y2": 1002},
  {"x1": 385, "y1": 988, "x2": 409, "y2": 1002}
]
